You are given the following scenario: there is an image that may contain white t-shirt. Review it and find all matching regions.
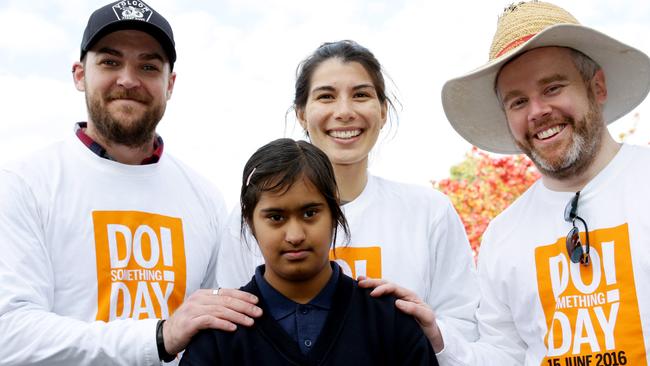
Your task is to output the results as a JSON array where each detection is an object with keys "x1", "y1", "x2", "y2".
[
  {"x1": 439, "y1": 144, "x2": 650, "y2": 365},
  {"x1": 0, "y1": 135, "x2": 227, "y2": 365},
  {"x1": 217, "y1": 174, "x2": 480, "y2": 346}
]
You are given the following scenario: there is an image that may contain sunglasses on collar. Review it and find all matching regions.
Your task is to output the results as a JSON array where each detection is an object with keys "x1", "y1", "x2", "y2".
[{"x1": 563, "y1": 191, "x2": 591, "y2": 266}]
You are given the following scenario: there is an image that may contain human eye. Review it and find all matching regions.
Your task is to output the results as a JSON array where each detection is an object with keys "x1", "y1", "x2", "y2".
[
  {"x1": 507, "y1": 97, "x2": 527, "y2": 110},
  {"x1": 266, "y1": 213, "x2": 284, "y2": 223},
  {"x1": 142, "y1": 64, "x2": 161, "y2": 72},
  {"x1": 98, "y1": 58, "x2": 119, "y2": 67},
  {"x1": 354, "y1": 86, "x2": 377, "y2": 99},
  {"x1": 545, "y1": 84, "x2": 564, "y2": 95},
  {"x1": 315, "y1": 93, "x2": 334, "y2": 101},
  {"x1": 303, "y1": 208, "x2": 320, "y2": 219}
]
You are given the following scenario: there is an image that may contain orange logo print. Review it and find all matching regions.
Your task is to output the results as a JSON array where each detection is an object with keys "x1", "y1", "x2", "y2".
[
  {"x1": 330, "y1": 246, "x2": 381, "y2": 279},
  {"x1": 93, "y1": 211, "x2": 187, "y2": 321},
  {"x1": 535, "y1": 224, "x2": 646, "y2": 366}
]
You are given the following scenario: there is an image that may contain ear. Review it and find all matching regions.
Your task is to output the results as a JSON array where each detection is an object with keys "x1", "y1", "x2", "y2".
[
  {"x1": 590, "y1": 69, "x2": 607, "y2": 105},
  {"x1": 72, "y1": 62, "x2": 85, "y2": 92},
  {"x1": 380, "y1": 100, "x2": 388, "y2": 129},
  {"x1": 296, "y1": 107, "x2": 308, "y2": 131},
  {"x1": 165, "y1": 71, "x2": 177, "y2": 100}
]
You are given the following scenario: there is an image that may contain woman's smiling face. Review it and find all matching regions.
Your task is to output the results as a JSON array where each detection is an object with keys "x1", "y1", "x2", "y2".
[{"x1": 298, "y1": 58, "x2": 387, "y2": 170}]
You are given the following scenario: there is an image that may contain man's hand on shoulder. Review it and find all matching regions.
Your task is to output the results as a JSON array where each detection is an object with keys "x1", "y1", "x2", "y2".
[{"x1": 162, "y1": 288, "x2": 263, "y2": 355}]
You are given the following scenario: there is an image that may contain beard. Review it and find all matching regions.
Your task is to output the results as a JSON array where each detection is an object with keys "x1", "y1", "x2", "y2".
[
  {"x1": 514, "y1": 93, "x2": 604, "y2": 180},
  {"x1": 86, "y1": 86, "x2": 165, "y2": 148}
]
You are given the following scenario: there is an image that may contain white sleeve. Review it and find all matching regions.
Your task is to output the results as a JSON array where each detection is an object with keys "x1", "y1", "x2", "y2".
[
  {"x1": 0, "y1": 170, "x2": 161, "y2": 366},
  {"x1": 215, "y1": 207, "x2": 263, "y2": 289},
  {"x1": 435, "y1": 223, "x2": 526, "y2": 366},
  {"x1": 200, "y1": 185, "x2": 228, "y2": 290},
  {"x1": 425, "y1": 198, "x2": 479, "y2": 344}
]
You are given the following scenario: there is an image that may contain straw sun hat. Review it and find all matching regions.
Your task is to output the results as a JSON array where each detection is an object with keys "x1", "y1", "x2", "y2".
[{"x1": 441, "y1": 1, "x2": 650, "y2": 154}]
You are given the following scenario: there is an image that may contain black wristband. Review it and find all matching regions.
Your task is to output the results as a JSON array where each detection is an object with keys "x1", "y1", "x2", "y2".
[{"x1": 156, "y1": 319, "x2": 176, "y2": 362}]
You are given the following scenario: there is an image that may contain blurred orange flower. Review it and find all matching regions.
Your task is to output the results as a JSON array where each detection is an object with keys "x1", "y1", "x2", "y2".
[{"x1": 433, "y1": 147, "x2": 540, "y2": 258}]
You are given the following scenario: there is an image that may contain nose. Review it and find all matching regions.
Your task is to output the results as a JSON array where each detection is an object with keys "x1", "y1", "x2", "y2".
[
  {"x1": 334, "y1": 98, "x2": 356, "y2": 122},
  {"x1": 527, "y1": 96, "x2": 552, "y2": 124},
  {"x1": 284, "y1": 219, "x2": 306, "y2": 246},
  {"x1": 116, "y1": 65, "x2": 141, "y2": 89}
]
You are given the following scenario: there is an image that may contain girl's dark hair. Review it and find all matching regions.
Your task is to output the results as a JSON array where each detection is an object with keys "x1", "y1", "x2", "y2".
[
  {"x1": 293, "y1": 40, "x2": 396, "y2": 115},
  {"x1": 240, "y1": 138, "x2": 350, "y2": 247}
]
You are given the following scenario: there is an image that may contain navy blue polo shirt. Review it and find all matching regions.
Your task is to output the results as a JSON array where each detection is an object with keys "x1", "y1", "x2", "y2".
[{"x1": 254, "y1": 262, "x2": 340, "y2": 355}]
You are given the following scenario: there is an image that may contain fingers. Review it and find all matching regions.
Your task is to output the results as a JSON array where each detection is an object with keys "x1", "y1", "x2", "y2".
[
  {"x1": 356, "y1": 277, "x2": 386, "y2": 288},
  {"x1": 162, "y1": 288, "x2": 263, "y2": 354},
  {"x1": 195, "y1": 300, "x2": 257, "y2": 327},
  {"x1": 214, "y1": 287, "x2": 259, "y2": 305},
  {"x1": 358, "y1": 278, "x2": 445, "y2": 353},
  {"x1": 395, "y1": 299, "x2": 434, "y2": 325},
  {"x1": 395, "y1": 299, "x2": 444, "y2": 353},
  {"x1": 358, "y1": 278, "x2": 418, "y2": 300},
  {"x1": 203, "y1": 288, "x2": 263, "y2": 320},
  {"x1": 357, "y1": 277, "x2": 390, "y2": 296},
  {"x1": 193, "y1": 315, "x2": 239, "y2": 332}
]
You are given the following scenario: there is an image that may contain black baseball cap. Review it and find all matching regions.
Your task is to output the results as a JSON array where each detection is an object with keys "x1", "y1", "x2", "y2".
[{"x1": 80, "y1": 1, "x2": 176, "y2": 69}]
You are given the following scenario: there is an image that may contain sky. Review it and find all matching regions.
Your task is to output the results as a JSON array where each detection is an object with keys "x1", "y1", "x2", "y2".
[{"x1": 1, "y1": 0, "x2": 649, "y2": 209}]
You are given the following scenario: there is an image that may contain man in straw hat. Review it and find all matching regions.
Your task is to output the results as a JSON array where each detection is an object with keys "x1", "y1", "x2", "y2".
[
  {"x1": 0, "y1": 1, "x2": 261, "y2": 365},
  {"x1": 363, "y1": 1, "x2": 650, "y2": 365}
]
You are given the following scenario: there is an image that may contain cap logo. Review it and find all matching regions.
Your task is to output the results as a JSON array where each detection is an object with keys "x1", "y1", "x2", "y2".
[{"x1": 112, "y1": 1, "x2": 153, "y2": 22}]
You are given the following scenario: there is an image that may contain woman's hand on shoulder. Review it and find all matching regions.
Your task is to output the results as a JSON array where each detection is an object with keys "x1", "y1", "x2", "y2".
[{"x1": 357, "y1": 276, "x2": 444, "y2": 352}]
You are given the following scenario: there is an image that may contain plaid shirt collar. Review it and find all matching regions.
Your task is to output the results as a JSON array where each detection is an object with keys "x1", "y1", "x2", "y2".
[{"x1": 74, "y1": 122, "x2": 164, "y2": 165}]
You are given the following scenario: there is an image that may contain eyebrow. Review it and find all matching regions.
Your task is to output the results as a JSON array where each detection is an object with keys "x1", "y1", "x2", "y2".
[
  {"x1": 311, "y1": 85, "x2": 336, "y2": 93},
  {"x1": 96, "y1": 47, "x2": 122, "y2": 57},
  {"x1": 538, "y1": 73, "x2": 568, "y2": 85},
  {"x1": 501, "y1": 73, "x2": 569, "y2": 105},
  {"x1": 500, "y1": 90, "x2": 523, "y2": 106},
  {"x1": 310, "y1": 83, "x2": 376, "y2": 93},
  {"x1": 96, "y1": 47, "x2": 165, "y2": 63},
  {"x1": 259, "y1": 202, "x2": 325, "y2": 213},
  {"x1": 353, "y1": 84, "x2": 375, "y2": 90},
  {"x1": 140, "y1": 52, "x2": 165, "y2": 63}
]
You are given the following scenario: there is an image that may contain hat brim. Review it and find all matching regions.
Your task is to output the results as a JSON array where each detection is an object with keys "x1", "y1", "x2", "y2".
[
  {"x1": 81, "y1": 20, "x2": 176, "y2": 65},
  {"x1": 441, "y1": 24, "x2": 650, "y2": 154}
]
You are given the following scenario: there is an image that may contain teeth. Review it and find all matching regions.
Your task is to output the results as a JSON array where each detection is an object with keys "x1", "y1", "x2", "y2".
[
  {"x1": 536, "y1": 125, "x2": 563, "y2": 140},
  {"x1": 329, "y1": 129, "x2": 361, "y2": 139}
]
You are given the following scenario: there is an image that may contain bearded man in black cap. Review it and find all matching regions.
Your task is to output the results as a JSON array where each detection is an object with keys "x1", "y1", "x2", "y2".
[{"x1": 0, "y1": 2, "x2": 261, "y2": 365}]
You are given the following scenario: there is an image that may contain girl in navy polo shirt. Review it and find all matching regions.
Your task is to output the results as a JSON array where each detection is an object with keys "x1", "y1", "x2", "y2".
[{"x1": 180, "y1": 138, "x2": 436, "y2": 365}]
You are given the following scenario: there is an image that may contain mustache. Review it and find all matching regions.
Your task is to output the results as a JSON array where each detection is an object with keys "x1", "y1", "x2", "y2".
[
  {"x1": 105, "y1": 88, "x2": 151, "y2": 103},
  {"x1": 527, "y1": 115, "x2": 574, "y2": 139},
  {"x1": 535, "y1": 116, "x2": 575, "y2": 128},
  {"x1": 534, "y1": 115, "x2": 574, "y2": 129}
]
